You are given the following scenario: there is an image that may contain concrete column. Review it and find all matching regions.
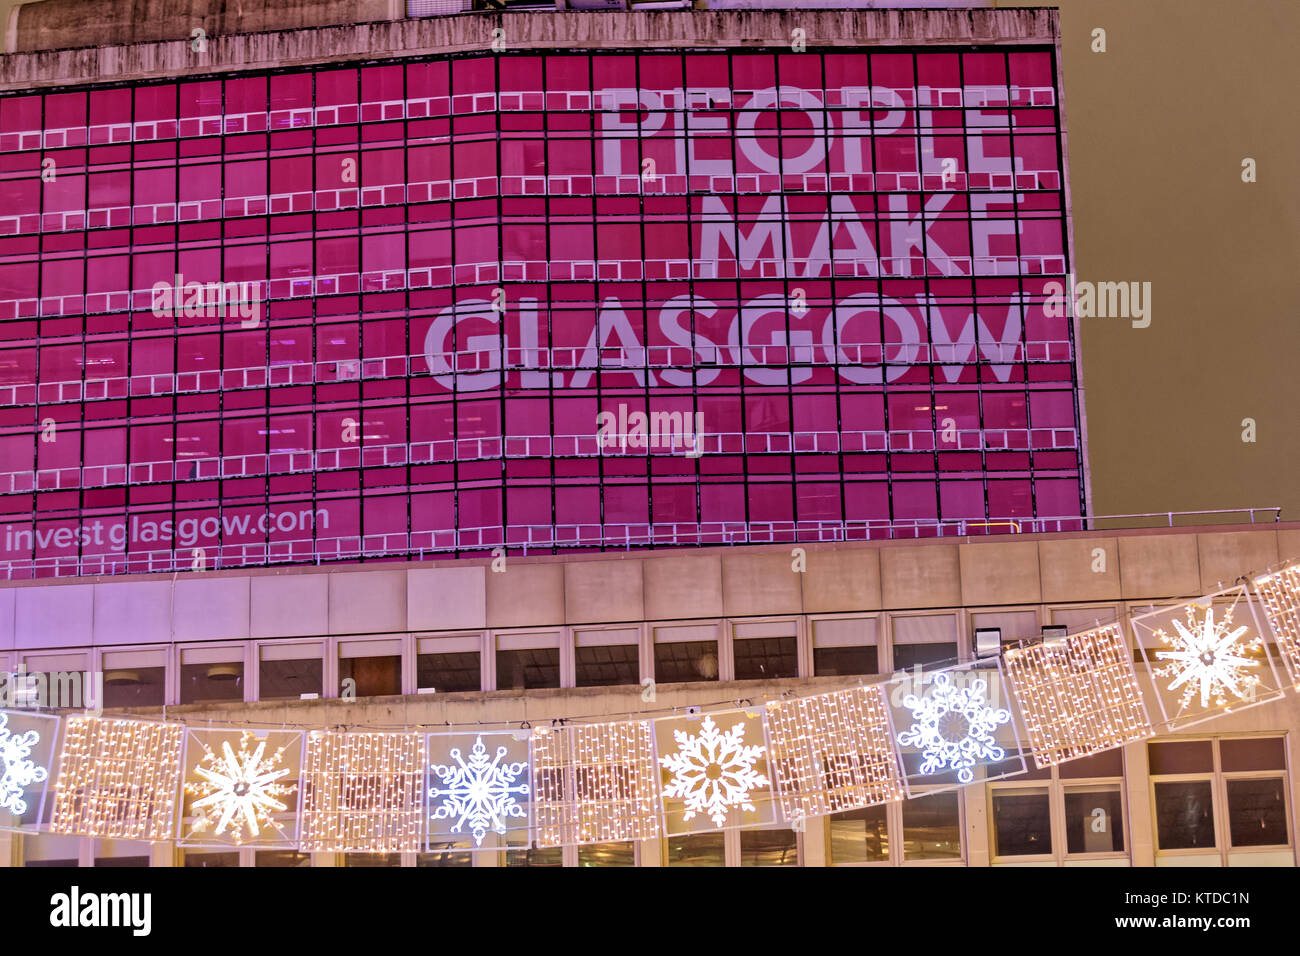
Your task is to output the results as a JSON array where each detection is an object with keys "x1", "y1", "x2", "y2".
[
  {"x1": 802, "y1": 817, "x2": 827, "y2": 867},
  {"x1": 965, "y1": 784, "x2": 990, "y2": 867},
  {"x1": 1124, "y1": 740, "x2": 1155, "y2": 866}
]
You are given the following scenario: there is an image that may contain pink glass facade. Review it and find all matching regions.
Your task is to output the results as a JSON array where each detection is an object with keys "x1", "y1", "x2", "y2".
[{"x1": 0, "y1": 48, "x2": 1084, "y2": 577}]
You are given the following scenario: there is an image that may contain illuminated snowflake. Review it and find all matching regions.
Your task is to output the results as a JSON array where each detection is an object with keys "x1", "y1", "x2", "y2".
[
  {"x1": 187, "y1": 733, "x2": 295, "y2": 844},
  {"x1": 1154, "y1": 604, "x2": 1261, "y2": 710},
  {"x1": 897, "y1": 672, "x2": 1011, "y2": 784},
  {"x1": 429, "y1": 735, "x2": 529, "y2": 846},
  {"x1": 0, "y1": 713, "x2": 46, "y2": 816},
  {"x1": 660, "y1": 715, "x2": 770, "y2": 827}
]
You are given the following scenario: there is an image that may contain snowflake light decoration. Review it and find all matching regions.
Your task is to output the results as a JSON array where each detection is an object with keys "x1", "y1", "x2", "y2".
[
  {"x1": 897, "y1": 672, "x2": 1011, "y2": 784},
  {"x1": 1153, "y1": 604, "x2": 1261, "y2": 710},
  {"x1": 0, "y1": 713, "x2": 47, "y2": 816},
  {"x1": 186, "y1": 732, "x2": 295, "y2": 845},
  {"x1": 428, "y1": 735, "x2": 530, "y2": 846},
  {"x1": 659, "y1": 714, "x2": 770, "y2": 828}
]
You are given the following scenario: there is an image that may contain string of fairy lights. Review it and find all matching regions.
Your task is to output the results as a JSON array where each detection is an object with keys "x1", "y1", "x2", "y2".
[{"x1": 1, "y1": 561, "x2": 1297, "y2": 852}]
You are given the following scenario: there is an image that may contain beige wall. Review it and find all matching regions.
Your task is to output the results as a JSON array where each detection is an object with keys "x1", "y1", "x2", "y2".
[
  {"x1": 3, "y1": 523, "x2": 1297, "y2": 645},
  {"x1": 996, "y1": 0, "x2": 1300, "y2": 519}
]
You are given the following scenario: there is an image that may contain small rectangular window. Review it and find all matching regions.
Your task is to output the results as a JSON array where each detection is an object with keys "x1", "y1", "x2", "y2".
[
  {"x1": 1064, "y1": 784, "x2": 1125, "y2": 854},
  {"x1": 664, "y1": 832, "x2": 724, "y2": 867},
  {"x1": 828, "y1": 805, "x2": 889, "y2": 864},
  {"x1": 654, "y1": 624, "x2": 719, "y2": 683},
  {"x1": 1226, "y1": 778, "x2": 1288, "y2": 848},
  {"x1": 574, "y1": 628, "x2": 639, "y2": 688},
  {"x1": 812, "y1": 618, "x2": 879, "y2": 677},
  {"x1": 578, "y1": 842, "x2": 635, "y2": 867},
  {"x1": 1147, "y1": 739, "x2": 1214, "y2": 775},
  {"x1": 1153, "y1": 780, "x2": 1215, "y2": 850},
  {"x1": 992, "y1": 787, "x2": 1053, "y2": 857},
  {"x1": 891, "y1": 615, "x2": 958, "y2": 670},
  {"x1": 902, "y1": 791, "x2": 961, "y2": 861},
  {"x1": 740, "y1": 828, "x2": 798, "y2": 866}
]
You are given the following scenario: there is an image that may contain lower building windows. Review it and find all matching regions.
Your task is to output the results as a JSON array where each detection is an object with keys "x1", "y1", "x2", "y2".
[
  {"x1": 496, "y1": 647, "x2": 561, "y2": 690},
  {"x1": 505, "y1": 847, "x2": 563, "y2": 867},
  {"x1": 339, "y1": 654, "x2": 402, "y2": 698},
  {"x1": 812, "y1": 617, "x2": 879, "y2": 677},
  {"x1": 829, "y1": 791, "x2": 963, "y2": 864},
  {"x1": 902, "y1": 791, "x2": 963, "y2": 861},
  {"x1": 256, "y1": 850, "x2": 311, "y2": 867},
  {"x1": 740, "y1": 828, "x2": 799, "y2": 866},
  {"x1": 991, "y1": 788, "x2": 1053, "y2": 857},
  {"x1": 180, "y1": 653, "x2": 244, "y2": 704},
  {"x1": 184, "y1": 851, "x2": 240, "y2": 867},
  {"x1": 417, "y1": 844, "x2": 474, "y2": 867},
  {"x1": 1063, "y1": 784, "x2": 1126, "y2": 854},
  {"x1": 989, "y1": 749, "x2": 1125, "y2": 864},
  {"x1": 653, "y1": 623, "x2": 720, "y2": 683},
  {"x1": 496, "y1": 633, "x2": 561, "y2": 690},
  {"x1": 578, "y1": 842, "x2": 636, "y2": 867},
  {"x1": 1149, "y1": 736, "x2": 1292, "y2": 863},
  {"x1": 574, "y1": 644, "x2": 639, "y2": 687},
  {"x1": 258, "y1": 657, "x2": 324, "y2": 700},
  {"x1": 343, "y1": 853, "x2": 402, "y2": 867},
  {"x1": 665, "y1": 832, "x2": 725, "y2": 866},
  {"x1": 732, "y1": 636, "x2": 798, "y2": 681},
  {"x1": 1226, "y1": 778, "x2": 1288, "y2": 848},
  {"x1": 102, "y1": 666, "x2": 166, "y2": 709},
  {"x1": 828, "y1": 804, "x2": 889, "y2": 864}
]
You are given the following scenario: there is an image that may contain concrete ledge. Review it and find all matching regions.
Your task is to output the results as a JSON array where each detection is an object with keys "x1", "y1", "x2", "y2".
[
  {"x1": 0, "y1": 7, "x2": 1058, "y2": 90},
  {"x1": 3, "y1": 522, "x2": 1295, "y2": 647}
]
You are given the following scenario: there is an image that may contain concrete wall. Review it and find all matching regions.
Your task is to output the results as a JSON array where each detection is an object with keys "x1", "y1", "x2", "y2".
[
  {"x1": 6, "y1": 0, "x2": 399, "y2": 53},
  {"x1": 3, "y1": 522, "x2": 1296, "y2": 648}
]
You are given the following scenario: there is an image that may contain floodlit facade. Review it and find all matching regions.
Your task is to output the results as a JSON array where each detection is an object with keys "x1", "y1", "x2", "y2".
[{"x1": 0, "y1": 1, "x2": 1294, "y2": 868}]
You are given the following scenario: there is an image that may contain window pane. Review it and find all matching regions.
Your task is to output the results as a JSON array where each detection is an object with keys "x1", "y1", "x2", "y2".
[
  {"x1": 256, "y1": 850, "x2": 311, "y2": 867},
  {"x1": 578, "y1": 842, "x2": 635, "y2": 867},
  {"x1": 665, "y1": 832, "x2": 724, "y2": 867},
  {"x1": 813, "y1": 645, "x2": 878, "y2": 677},
  {"x1": 418, "y1": 843, "x2": 474, "y2": 867},
  {"x1": 992, "y1": 787, "x2": 1053, "y2": 857},
  {"x1": 95, "y1": 857, "x2": 150, "y2": 867},
  {"x1": 417, "y1": 652, "x2": 481, "y2": 693},
  {"x1": 102, "y1": 666, "x2": 166, "y2": 708},
  {"x1": 892, "y1": 642, "x2": 956, "y2": 670},
  {"x1": 829, "y1": 804, "x2": 889, "y2": 864},
  {"x1": 506, "y1": 847, "x2": 562, "y2": 867},
  {"x1": 184, "y1": 852, "x2": 240, "y2": 867},
  {"x1": 1226, "y1": 778, "x2": 1288, "y2": 848},
  {"x1": 259, "y1": 658, "x2": 323, "y2": 700},
  {"x1": 339, "y1": 655, "x2": 401, "y2": 697},
  {"x1": 574, "y1": 645, "x2": 640, "y2": 687},
  {"x1": 1153, "y1": 780, "x2": 1216, "y2": 850},
  {"x1": 1220, "y1": 737, "x2": 1286, "y2": 773},
  {"x1": 496, "y1": 648, "x2": 560, "y2": 690},
  {"x1": 902, "y1": 791, "x2": 961, "y2": 860},
  {"x1": 1064, "y1": 785, "x2": 1125, "y2": 854},
  {"x1": 733, "y1": 637, "x2": 797, "y2": 680},
  {"x1": 654, "y1": 640, "x2": 719, "y2": 683},
  {"x1": 740, "y1": 828, "x2": 798, "y2": 866},
  {"x1": 1059, "y1": 749, "x2": 1123, "y2": 779},
  {"x1": 1148, "y1": 740, "x2": 1214, "y2": 775},
  {"x1": 180, "y1": 661, "x2": 243, "y2": 704},
  {"x1": 344, "y1": 853, "x2": 401, "y2": 867}
]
